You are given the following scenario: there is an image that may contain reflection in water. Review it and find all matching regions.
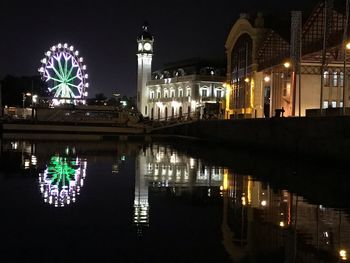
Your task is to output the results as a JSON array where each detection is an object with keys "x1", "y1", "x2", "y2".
[
  {"x1": 39, "y1": 154, "x2": 87, "y2": 207},
  {"x1": 221, "y1": 173, "x2": 350, "y2": 262},
  {"x1": 136, "y1": 144, "x2": 350, "y2": 262},
  {"x1": 134, "y1": 144, "x2": 225, "y2": 232}
]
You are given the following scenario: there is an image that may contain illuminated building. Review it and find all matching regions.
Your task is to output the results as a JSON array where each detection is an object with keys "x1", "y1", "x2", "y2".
[
  {"x1": 136, "y1": 24, "x2": 226, "y2": 119},
  {"x1": 133, "y1": 144, "x2": 225, "y2": 230},
  {"x1": 225, "y1": 2, "x2": 350, "y2": 117}
]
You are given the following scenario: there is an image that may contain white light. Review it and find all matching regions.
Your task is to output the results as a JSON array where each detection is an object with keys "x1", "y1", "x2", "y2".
[
  {"x1": 84, "y1": 83, "x2": 89, "y2": 87},
  {"x1": 74, "y1": 50, "x2": 79, "y2": 56},
  {"x1": 58, "y1": 43, "x2": 62, "y2": 48},
  {"x1": 63, "y1": 43, "x2": 68, "y2": 48},
  {"x1": 264, "y1": 76, "x2": 270, "y2": 82},
  {"x1": 84, "y1": 92, "x2": 88, "y2": 97},
  {"x1": 82, "y1": 65, "x2": 86, "y2": 70},
  {"x1": 51, "y1": 46, "x2": 56, "y2": 51},
  {"x1": 46, "y1": 51, "x2": 51, "y2": 56},
  {"x1": 84, "y1": 74, "x2": 88, "y2": 79},
  {"x1": 261, "y1": 200, "x2": 267, "y2": 206},
  {"x1": 38, "y1": 67, "x2": 44, "y2": 73},
  {"x1": 79, "y1": 57, "x2": 84, "y2": 62},
  {"x1": 70, "y1": 45, "x2": 74, "y2": 51},
  {"x1": 279, "y1": 221, "x2": 285, "y2": 227},
  {"x1": 41, "y1": 58, "x2": 47, "y2": 64}
]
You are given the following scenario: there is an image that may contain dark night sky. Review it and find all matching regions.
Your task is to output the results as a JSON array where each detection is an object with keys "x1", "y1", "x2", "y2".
[{"x1": 0, "y1": 0, "x2": 319, "y2": 98}]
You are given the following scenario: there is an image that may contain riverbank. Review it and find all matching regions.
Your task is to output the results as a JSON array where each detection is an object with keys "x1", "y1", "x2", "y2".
[{"x1": 151, "y1": 116, "x2": 350, "y2": 161}]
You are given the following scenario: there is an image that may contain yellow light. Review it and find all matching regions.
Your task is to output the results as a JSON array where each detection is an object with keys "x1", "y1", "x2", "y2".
[
  {"x1": 346, "y1": 42, "x2": 350, "y2": 50},
  {"x1": 283, "y1": 61, "x2": 291, "y2": 68},
  {"x1": 261, "y1": 200, "x2": 267, "y2": 206},
  {"x1": 340, "y1": 250, "x2": 347, "y2": 260},
  {"x1": 241, "y1": 196, "x2": 246, "y2": 206},
  {"x1": 247, "y1": 176, "x2": 252, "y2": 205},
  {"x1": 244, "y1": 77, "x2": 250, "y2": 83},
  {"x1": 223, "y1": 170, "x2": 228, "y2": 190},
  {"x1": 264, "y1": 76, "x2": 270, "y2": 82},
  {"x1": 279, "y1": 221, "x2": 285, "y2": 227},
  {"x1": 250, "y1": 79, "x2": 254, "y2": 109}
]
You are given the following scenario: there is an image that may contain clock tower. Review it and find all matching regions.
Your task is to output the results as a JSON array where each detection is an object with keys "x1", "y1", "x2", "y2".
[{"x1": 137, "y1": 22, "x2": 154, "y2": 117}]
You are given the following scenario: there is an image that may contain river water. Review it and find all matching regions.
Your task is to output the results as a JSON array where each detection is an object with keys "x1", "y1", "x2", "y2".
[{"x1": 0, "y1": 140, "x2": 349, "y2": 263}]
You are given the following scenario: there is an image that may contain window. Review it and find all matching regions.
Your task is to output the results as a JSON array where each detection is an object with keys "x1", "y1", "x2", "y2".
[
  {"x1": 170, "y1": 90, "x2": 175, "y2": 98},
  {"x1": 145, "y1": 106, "x2": 148, "y2": 115},
  {"x1": 164, "y1": 90, "x2": 168, "y2": 98},
  {"x1": 201, "y1": 89, "x2": 208, "y2": 97},
  {"x1": 323, "y1": 101, "x2": 329, "y2": 109},
  {"x1": 340, "y1": 72, "x2": 344, "y2": 87},
  {"x1": 283, "y1": 83, "x2": 290, "y2": 97},
  {"x1": 340, "y1": 101, "x2": 344, "y2": 107},
  {"x1": 333, "y1": 72, "x2": 338, "y2": 87},
  {"x1": 150, "y1": 91, "x2": 155, "y2": 99},
  {"x1": 323, "y1": 71, "x2": 330, "y2": 86},
  {"x1": 331, "y1": 101, "x2": 337, "y2": 108},
  {"x1": 179, "y1": 89, "x2": 183, "y2": 97},
  {"x1": 186, "y1": 88, "x2": 191, "y2": 97},
  {"x1": 217, "y1": 90, "x2": 222, "y2": 98},
  {"x1": 157, "y1": 91, "x2": 161, "y2": 99}
]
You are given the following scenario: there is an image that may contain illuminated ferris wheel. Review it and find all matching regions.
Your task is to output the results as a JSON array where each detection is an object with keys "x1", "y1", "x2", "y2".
[{"x1": 38, "y1": 43, "x2": 89, "y2": 105}]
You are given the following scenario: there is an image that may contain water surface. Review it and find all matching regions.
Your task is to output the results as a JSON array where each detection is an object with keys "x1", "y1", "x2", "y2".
[{"x1": 0, "y1": 140, "x2": 349, "y2": 262}]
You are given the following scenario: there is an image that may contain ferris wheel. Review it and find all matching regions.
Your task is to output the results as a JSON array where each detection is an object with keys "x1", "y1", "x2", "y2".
[{"x1": 38, "y1": 43, "x2": 89, "y2": 105}]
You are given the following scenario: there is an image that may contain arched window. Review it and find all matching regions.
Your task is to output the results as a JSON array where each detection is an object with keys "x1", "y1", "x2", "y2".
[
  {"x1": 165, "y1": 107, "x2": 168, "y2": 120},
  {"x1": 179, "y1": 106, "x2": 183, "y2": 117},
  {"x1": 171, "y1": 107, "x2": 175, "y2": 117}
]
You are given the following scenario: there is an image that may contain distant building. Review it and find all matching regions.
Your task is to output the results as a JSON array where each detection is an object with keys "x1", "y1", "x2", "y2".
[
  {"x1": 136, "y1": 23, "x2": 226, "y2": 120},
  {"x1": 225, "y1": 1, "x2": 350, "y2": 117}
]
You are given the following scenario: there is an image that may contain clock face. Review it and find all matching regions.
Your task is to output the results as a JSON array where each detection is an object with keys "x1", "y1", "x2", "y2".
[{"x1": 143, "y1": 42, "x2": 152, "y2": 51}]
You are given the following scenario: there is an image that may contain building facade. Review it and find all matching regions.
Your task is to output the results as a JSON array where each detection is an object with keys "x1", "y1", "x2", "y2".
[
  {"x1": 136, "y1": 25, "x2": 226, "y2": 120},
  {"x1": 225, "y1": 1, "x2": 350, "y2": 118}
]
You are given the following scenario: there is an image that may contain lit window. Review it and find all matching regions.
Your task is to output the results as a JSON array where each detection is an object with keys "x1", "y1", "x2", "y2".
[
  {"x1": 323, "y1": 71, "x2": 330, "y2": 86},
  {"x1": 157, "y1": 91, "x2": 161, "y2": 99},
  {"x1": 332, "y1": 101, "x2": 337, "y2": 108},
  {"x1": 340, "y1": 101, "x2": 344, "y2": 107},
  {"x1": 150, "y1": 91, "x2": 155, "y2": 99},
  {"x1": 323, "y1": 101, "x2": 329, "y2": 109},
  {"x1": 217, "y1": 90, "x2": 222, "y2": 98},
  {"x1": 333, "y1": 72, "x2": 338, "y2": 87},
  {"x1": 201, "y1": 89, "x2": 208, "y2": 97},
  {"x1": 186, "y1": 88, "x2": 191, "y2": 97},
  {"x1": 340, "y1": 72, "x2": 344, "y2": 87},
  {"x1": 170, "y1": 90, "x2": 175, "y2": 98}
]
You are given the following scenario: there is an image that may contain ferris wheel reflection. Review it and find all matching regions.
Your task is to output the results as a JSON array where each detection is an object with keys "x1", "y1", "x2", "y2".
[{"x1": 39, "y1": 155, "x2": 87, "y2": 207}]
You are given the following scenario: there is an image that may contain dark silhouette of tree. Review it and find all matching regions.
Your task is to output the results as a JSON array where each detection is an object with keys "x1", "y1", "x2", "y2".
[{"x1": 1, "y1": 75, "x2": 47, "y2": 107}]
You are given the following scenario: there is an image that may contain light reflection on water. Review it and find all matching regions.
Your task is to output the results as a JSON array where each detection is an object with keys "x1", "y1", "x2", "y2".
[{"x1": 1, "y1": 140, "x2": 350, "y2": 262}]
